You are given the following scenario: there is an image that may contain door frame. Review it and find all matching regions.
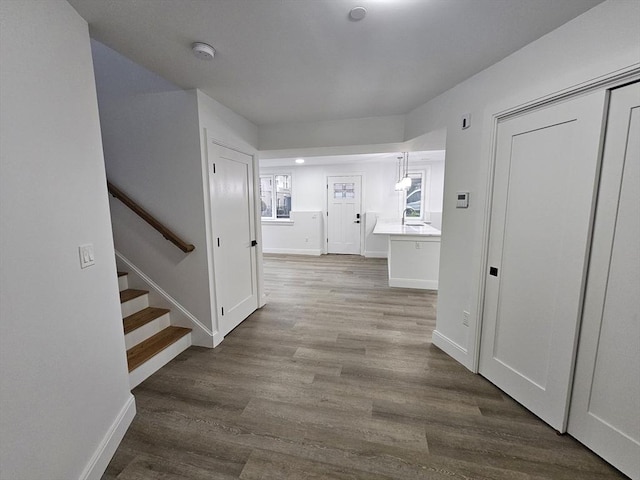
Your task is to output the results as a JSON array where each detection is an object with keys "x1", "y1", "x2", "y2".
[
  {"x1": 471, "y1": 67, "x2": 640, "y2": 377},
  {"x1": 324, "y1": 172, "x2": 365, "y2": 255},
  {"x1": 202, "y1": 132, "x2": 264, "y2": 344}
]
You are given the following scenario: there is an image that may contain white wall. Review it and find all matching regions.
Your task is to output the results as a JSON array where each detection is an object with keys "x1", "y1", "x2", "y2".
[
  {"x1": 262, "y1": 212, "x2": 324, "y2": 255},
  {"x1": 92, "y1": 41, "x2": 260, "y2": 341},
  {"x1": 260, "y1": 156, "x2": 445, "y2": 256},
  {"x1": 403, "y1": 0, "x2": 640, "y2": 369},
  {"x1": 0, "y1": 2, "x2": 134, "y2": 479},
  {"x1": 259, "y1": 114, "x2": 405, "y2": 151}
]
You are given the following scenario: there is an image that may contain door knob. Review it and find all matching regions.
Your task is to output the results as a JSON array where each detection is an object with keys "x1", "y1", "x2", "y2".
[{"x1": 490, "y1": 266, "x2": 498, "y2": 276}]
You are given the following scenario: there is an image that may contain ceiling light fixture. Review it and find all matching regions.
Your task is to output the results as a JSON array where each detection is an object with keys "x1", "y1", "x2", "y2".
[
  {"x1": 394, "y1": 156, "x2": 404, "y2": 191},
  {"x1": 400, "y1": 152, "x2": 412, "y2": 189},
  {"x1": 191, "y1": 42, "x2": 215, "y2": 60},
  {"x1": 295, "y1": 158, "x2": 305, "y2": 164},
  {"x1": 349, "y1": 6, "x2": 367, "y2": 21}
]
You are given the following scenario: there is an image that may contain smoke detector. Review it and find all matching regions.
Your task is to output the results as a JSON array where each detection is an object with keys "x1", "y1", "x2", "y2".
[
  {"x1": 191, "y1": 42, "x2": 215, "y2": 60},
  {"x1": 349, "y1": 6, "x2": 367, "y2": 21}
]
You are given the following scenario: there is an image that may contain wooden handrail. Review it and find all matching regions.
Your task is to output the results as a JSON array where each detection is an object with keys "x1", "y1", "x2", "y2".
[{"x1": 107, "y1": 181, "x2": 195, "y2": 253}]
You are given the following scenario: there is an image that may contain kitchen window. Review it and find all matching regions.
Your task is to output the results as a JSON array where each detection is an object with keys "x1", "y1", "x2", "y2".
[
  {"x1": 404, "y1": 172, "x2": 425, "y2": 220},
  {"x1": 260, "y1": 174, "x2": 291, "y2": 219}
]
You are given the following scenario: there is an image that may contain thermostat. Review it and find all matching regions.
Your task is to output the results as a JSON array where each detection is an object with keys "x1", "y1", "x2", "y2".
[{"x1": 456, "y1": 192, "x2": 469, "y2": 208}]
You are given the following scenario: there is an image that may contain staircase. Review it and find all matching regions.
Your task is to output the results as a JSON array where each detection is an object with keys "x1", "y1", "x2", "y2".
[{"x1": 118, "y1": 271, "x2": 192, "y2": 389}]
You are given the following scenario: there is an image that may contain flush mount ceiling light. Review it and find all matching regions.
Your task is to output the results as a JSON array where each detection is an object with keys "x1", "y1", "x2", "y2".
[
  {"x1": 295, "y1": 158, "x2": 305, "y2": 164},
  {"x1": 349, "y1": 6, "x2": 367, "y2": 21},
  {"x1": 191, "y1": 42, "x2": 215, "y2": 60}
]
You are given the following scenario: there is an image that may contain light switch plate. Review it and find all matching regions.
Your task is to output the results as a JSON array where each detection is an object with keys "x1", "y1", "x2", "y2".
[{"x1": 79, "y1": 244, "x2": 95, "y2": 269}]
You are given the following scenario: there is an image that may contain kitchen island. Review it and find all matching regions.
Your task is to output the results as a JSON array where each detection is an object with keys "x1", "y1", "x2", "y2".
[{"x1": 373, "y1": 221, "x2": 441, "y2": 290}]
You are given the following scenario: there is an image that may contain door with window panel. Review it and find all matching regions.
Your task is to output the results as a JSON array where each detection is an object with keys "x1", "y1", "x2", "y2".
[{"x1": 327, "y1": 175, "x2": 361, "y2": 254}]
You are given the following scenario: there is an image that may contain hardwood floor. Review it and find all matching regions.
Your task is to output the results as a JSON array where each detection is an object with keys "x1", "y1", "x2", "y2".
[{"x1": 103, "y1": 254, "x2": 626, "y2": 480}]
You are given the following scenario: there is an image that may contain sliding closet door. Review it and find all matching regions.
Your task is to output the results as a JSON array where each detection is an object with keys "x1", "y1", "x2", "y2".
[
  {"x1": 479, "y1": 89, "x2": 607, "y2": 431},
  {"x1": 568, "y1": 82, "x2": 640, "y2": 479}
]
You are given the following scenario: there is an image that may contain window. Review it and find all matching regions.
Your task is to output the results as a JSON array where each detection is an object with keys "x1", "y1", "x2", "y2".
[
  {"x1": 404, "y1": 172, "x2": 424, "y2": 219},
  {"x1": 260, "y1": 174, "x2": 291, "y2": 219}
]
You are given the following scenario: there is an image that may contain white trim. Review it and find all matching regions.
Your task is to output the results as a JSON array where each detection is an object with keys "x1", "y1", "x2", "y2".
[
  {"x1": 80, "y1": 394, "x2": 136, "y2": 480},
  {"x1": 471, "y1": 65, "x2": 640, "y2": 374},
  {"x1": 389, "y1": 278, "x2": 438, "y2": 290},
  {"x1": 364, "y1": 250, "x2": 387, "y2": 258},
  {"x1": 115, "y1": 250, "x2": 221, "y2": 348},
  {"x1": 263, "y1": 247, "x2": 322, "y2": 256},
  {"x1": 432, "y1": 330, "x2": 470, "y2": 368},
  {"x1": 261, "y1": 219, "x2": 294, "y2": 225}
]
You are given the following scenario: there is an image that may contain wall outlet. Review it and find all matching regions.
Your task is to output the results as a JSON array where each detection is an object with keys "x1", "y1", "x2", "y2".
[
  {"x1": 415, "y1": 242, "x2": 421, "y2": 249},
  {"x1": 462, "y1": 310, "x2": 470, "y2": 327},
  {"x1": 305, "y1": 237, "x2": 309, "y2": 243}
]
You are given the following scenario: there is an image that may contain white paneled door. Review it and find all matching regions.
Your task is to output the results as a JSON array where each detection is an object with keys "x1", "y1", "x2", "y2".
[
  {"x1": 327, "y1": 176, "x2": 362, "y2": 254},
  {"x1": 479, "y1": 90, "x2": 607, "y2": 432},
  {"x1": 568, "y1": 82, "x2": 640, "y2": 479},
  {"x1": 209, "y1": 143, "x2": 258, "y2": 337}
]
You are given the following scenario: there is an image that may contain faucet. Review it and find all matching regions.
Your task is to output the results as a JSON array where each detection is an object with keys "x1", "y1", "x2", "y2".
[{"x1": 402, "y1": 207, "x2": 416, "y2": 225}]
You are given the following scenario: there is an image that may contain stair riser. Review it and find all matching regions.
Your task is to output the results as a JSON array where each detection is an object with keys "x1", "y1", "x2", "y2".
[
  {"x1": 121, "y1": 294, "x2": 149, "y2": 318},
  {"x1": 118, "y1": 275, "x2": 128, "y2": 292},
  {"x1": 129, "y1": 333, "x2": 192, "y2": 389},
  {"x1": 125, "y1": 313, "x2": 171, "y2": 350}
]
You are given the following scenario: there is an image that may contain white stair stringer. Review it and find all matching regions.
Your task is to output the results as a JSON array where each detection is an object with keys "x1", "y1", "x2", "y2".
[
  {"x1": 128, "y1": 332, "x2": 192, "y2": 389},
  {"x1": 118, "y1": 274, "x2": 128, "y2": 292}
]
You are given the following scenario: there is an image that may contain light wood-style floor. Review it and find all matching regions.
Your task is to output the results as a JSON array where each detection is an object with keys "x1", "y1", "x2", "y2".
[{"x1": 103, "y1": 254, "x2": 626, "y2": 480}]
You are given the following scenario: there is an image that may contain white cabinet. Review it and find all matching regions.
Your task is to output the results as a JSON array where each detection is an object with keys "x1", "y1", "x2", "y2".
[
  {"x1": 388, "y1": 236, "x2": 440, "y2": 290},
  {"x1": 372, "y1": 222, "x2": 441, "y2": 290}
]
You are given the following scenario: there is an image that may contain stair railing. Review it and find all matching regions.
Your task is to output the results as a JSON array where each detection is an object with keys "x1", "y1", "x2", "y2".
[{"x1": 107, "y1": 181, "x2": 195, "y2": 253}]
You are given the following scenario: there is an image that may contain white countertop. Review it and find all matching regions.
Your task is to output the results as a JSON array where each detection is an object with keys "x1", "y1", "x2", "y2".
[{"x1": 373, "y1": 222, "x2": 441, "y2": 237}]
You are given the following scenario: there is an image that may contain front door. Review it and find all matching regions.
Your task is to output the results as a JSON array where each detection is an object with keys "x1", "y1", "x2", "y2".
[
  {"x1": 327, "y1": 175, "x2": 362, "y2": 254},
  {"x1": 568, "y1": 82, "x2": 640, "y2": 479},
  {"x1": 479, "y1": 89, "x2": 606, "y2": 431},
  {"x1": 208, "y1": 143, "x2": 258, "y2": 337}
]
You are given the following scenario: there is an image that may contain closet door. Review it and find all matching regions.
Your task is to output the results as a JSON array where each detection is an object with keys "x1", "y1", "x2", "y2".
[
  {"x1": 568, "y1": 82, "x2": 640, "y2": 479},
  {"x1": 479, "y1": 89, "x2": 607, "y2": 431}
]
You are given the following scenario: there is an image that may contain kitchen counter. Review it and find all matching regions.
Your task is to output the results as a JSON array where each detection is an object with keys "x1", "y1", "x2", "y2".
[
  {"x1": 372, "y1": 222, "x2": 441, "y2": 237},
  {"x1": 373, "y1": 221, "x2": 441, "y2": 290}
]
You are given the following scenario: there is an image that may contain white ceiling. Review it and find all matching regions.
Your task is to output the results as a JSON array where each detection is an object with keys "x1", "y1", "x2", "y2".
[{"x1": 68, "y1": 0, "x2": 604, "y2": 126}]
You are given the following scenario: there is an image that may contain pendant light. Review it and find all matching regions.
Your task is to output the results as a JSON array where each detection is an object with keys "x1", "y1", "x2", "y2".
[
  {"x1": 394, "y1": 155, "x2": 404, "y2": 191},
  {"x1": 400, "y1": 152, "x2": 412, "y2": 189}
]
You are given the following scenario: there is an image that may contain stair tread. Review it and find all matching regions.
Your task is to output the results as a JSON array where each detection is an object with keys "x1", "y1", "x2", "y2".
[
  {"x1": 123, "y1": 307, "x2": 171, "y2": 335},
  {"x1": 127, "y1": 326, "x2": 191, "y2": 372},
  {"x1": 117, "y1": 271, "x2": 128, "y2": 277},
  {"x1": 120, "y1": 288, "x2": 148, "y2": 303}
]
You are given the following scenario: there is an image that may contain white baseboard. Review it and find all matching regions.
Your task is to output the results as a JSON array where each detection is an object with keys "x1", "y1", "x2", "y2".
[
  {"x1": 80, "y1": 394, "x2": 136, "y2": 480},
  {"x1": 262, "y1": 247, "x2": 322, "y2": 256},
  {"x1": 364, "y1": 250, "x2": 387, "y2": 258},
  {"x1": 115, "y1": 251, "x2": 218, "y2": 348},
  {"x1": 432, "y1": 330, "x2": 472, "y2": 370},
  {"x1": 389, "y1": 278, "x2": 438, "y2": 290}
]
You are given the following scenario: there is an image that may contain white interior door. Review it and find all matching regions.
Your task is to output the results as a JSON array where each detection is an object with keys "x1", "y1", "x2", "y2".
[
  {"x1": 327, "y1": 175, "x2": 362, "y2": 254},
  {"x1": 568, "y1": 82, "x2": 640, "y2": 479},
  {"x1": 480, "y1": 90, "x2": 607, "y2": 431},
  {"x1": 209, "y1": 143, "x2": 258, "y2": 337}
]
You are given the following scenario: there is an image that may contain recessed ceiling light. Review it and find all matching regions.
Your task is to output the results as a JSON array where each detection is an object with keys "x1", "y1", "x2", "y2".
[
  {"x1": 349, "y1": 6, "x2": 367, "y2": 21},
  {"x1": 295, "y1": 158, "x2": 305, "y2": 164},
  {"x1": 191, "y1": 42, "x2": 215, "y2": 60}
]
